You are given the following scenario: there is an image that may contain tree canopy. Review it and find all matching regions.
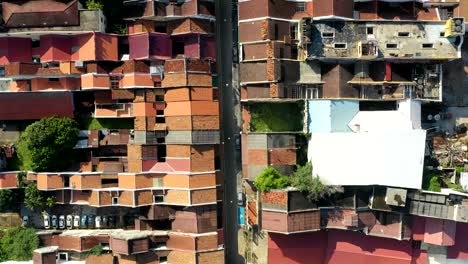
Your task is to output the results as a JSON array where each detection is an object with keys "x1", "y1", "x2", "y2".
[
  {"x1": 17, "y1": 116, "x2": 79, "y2": 172},
  {"x1": 254, "y1": 167, "x2": 290, "y2": 192},
  {"x1": 24, "y1": 182, "x2": 54, "y2": 211},
  {"x1": 0, "y1": 227, "x2": 39, "y2": 261},
  {"x1": 290, "y1": 162, "x2": 343, "y2": 202},
  {"x1": 0, "y1": 189, "x2": 15, "y2": 212},
  {"x1": 86, "y1": 0, "x2": 104, "y2": 10}
]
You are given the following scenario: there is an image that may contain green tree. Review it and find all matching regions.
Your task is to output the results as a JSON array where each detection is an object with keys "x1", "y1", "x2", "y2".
[
  {"x1": 0, "y1": 189, "x2": 15, "y2": 212},
  {"x1": 86, "y1": 245, "x2": 104, "y2": 256},
  {"x1": 46, "y1": 196, "x2": 56, "y2": 208},
  {"x1": 0, "y1": 227, "x2": 39, "y2": 261},
  {"x1": 24, "y1": 182, "x2": 45, "y2": 211},
  {"x1": 17, "y1": 172, "x2": 26, "y2": 188},
  {"x1": 254, "y1": 167, "x2": 290, "y2": 192},
  {"x1": 86, "y1": 0, "x2": 104, "y2": 10},
  {"x1": 429, "y1": 176, "x2": 442, "y2": 192},
  {"x1": 17, "y1": 116, "x2": 79, "y2": 172},
  {"x1": 290, "y1": 162, "x2": 343, "y2": 202}
]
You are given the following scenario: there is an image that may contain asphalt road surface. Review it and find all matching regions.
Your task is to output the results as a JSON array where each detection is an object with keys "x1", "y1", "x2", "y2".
[{"x1": 215, "y1": 0, "x2": 240, "y2": 263}]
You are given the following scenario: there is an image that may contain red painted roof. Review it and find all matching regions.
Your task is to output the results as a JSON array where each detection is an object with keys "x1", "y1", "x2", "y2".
[
  {"x1": 0, "y1": 92, "x2": 74, "y2": 120},
  {"x1": 149, "y1": 158, "x2": 191, "y2": 172},
  {"x1": 268, "y1": 230, "x2": 428, "y2": 264},
  {"x1": 2, "y1": 0, "x2": 79, "y2": 28}
]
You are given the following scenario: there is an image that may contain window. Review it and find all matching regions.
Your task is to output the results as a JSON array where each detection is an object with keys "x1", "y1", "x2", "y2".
[
  {"x1": 112, "y1": 197, "x2": 119, "y2": 205},
  {"x1": 63, "y1": 176, "x2": 70, "y2": 188},
  {"x1": 274, "y1": 24, "x2": 279, "y2": 39},
  {"x1": 153, "y1": 195, "x2": 164, "y2": 203},
  {"x1": 155, "y1": 95, "x2": 164, "y2": 102},
  {"x1": 154, "y1": 24, "x2": 167, "y2": 33},
  {"x1": 334, "y1": 43, "x2": 347, "y2": 49},
  {"x1": 366, "y1": 27, "x2": 374, "y2": 35},
  {"x1": 440, "y1": 32, "x2": 446, "y2": 37},
  {"x1": 159, "y1": 256, "x2": 168, "y2": 263},
  {"x1": 305, "y1": 87, "x2": 319, "y2": 99},
  {"x1": 290, "y1": 24, "x2": 298, "y2": 40},
  {"x1": 321, "y1": 32, "x2": 334, "y2": 38},
  {"x1": 154, "y1": 178, "x2": 163, "y2": 188},
  {"x1": 32, "y1": 40, "x2": 40, "y2": 48},
  {"x1": 386, "y1": 43, "x2": 398, "y2": 49},
  {"x1": 155, "y1": 242, "x2": 166, "y2": 249},
  {"x1": 110, "y1": 75, "x2": 120, "y2": 89},
  {"x1": 398, "y1": 32, "x2": 410, "y2": 37},
  {"x1": 0, "y1": 67, "x2": 5, "y2": 77},
  {"x1": 48, "y1": 78, "x2": 59, "y2": 82},
  {"x1": 58, "y1": 252, "x2": 68, "y2": 261},
  {"x1": 172, "y1": 41, "x2": 185, "y2": 56},
  {"x1": 291, "y1": 46, "x2": 298, "y2": 60},
  {"x1": 295, "y1": 2, "x2": 306, "y2": 12},
  {"x1": 422, "y1": 43, "x2": 434, "y2": 49},
  {"x1": 157, "y1": 145, "x2": 166, "y2": 162},
  {"x1": 150, "y1": 65, "x2": 164, "y2": 75}
]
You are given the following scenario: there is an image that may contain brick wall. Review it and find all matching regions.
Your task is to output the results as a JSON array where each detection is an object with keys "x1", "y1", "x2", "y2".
[{"x1": 191, "y1": 188, "x2": 217, "y2": 204}]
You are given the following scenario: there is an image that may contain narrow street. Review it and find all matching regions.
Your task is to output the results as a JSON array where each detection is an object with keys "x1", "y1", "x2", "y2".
[{"x1": 215, "y1": 0, "x2": 240, "y2": 263}]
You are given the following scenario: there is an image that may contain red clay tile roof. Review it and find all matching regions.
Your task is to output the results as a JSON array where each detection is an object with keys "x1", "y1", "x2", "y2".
[
  {"x1": 2, "y1": 0, "x2": 79, "y2": 28},
  {"x1": 0, "y1": 92, "x2": 74, "y2": 120}
]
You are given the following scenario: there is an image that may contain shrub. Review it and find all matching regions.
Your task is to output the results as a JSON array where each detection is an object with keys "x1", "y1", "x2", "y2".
[
  {"x1": 87, "y1": 245, "x2": 104, "y2": 256},
  {"x1": 254, "y1": 167, "x2": 290, "y2": 192},
  {"x1": 24, "y1": 182, "x2": 53, "y2": 211},
  {"x1": 249, "y1": 102, "x2": 304, "y2": 132},
  {"x1": 17, "y1": 117, "x2": 79, "y2": 172},
  {"x1": 0, "y1": 189, "x2": 15, "y2": 212},
  {"x1": 0, "y1": 227, "x2": 39, "y2": 261},
  {"x1": 290, "y1": 162, "x2": 343, "y2": 202},
  {"x1": 86, "y1": 0, "x2": 104, "y2": 10},
  {"x1": 428, "y1": 176, "x2": 442, "y2": 192}
]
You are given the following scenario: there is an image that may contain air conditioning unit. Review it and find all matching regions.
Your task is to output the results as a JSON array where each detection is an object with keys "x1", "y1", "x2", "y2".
[
  {"x1": 445, "y1": 17, "x2": 465, "y2": 37},
  {"x1": 414, "y1": 76, "x2": 425, "y2": 90},
  {"x1": 75, "y1": 61, "x2": 84, "y2": 68},
  {"x1": 112, "y1": 197, "x2": 119, "y2": 205}
]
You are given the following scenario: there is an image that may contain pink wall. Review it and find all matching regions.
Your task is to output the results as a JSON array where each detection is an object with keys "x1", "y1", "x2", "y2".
[
  {"x1": 149, "y1": 33, "x2": 172, "y2": 59},
  {"x1": 39, "y1": 35, "x2": 72, "y2": 62},
  {"x1": 184, "y1": 37, "x2": 201, "y2": 58},
  {"x1": 129, "y1": 33, "x2": 172, "y2": 60},
  {"x1": 448, "y1": 223, "x2": 468, "y2": 259},
  {"x1": 129, "y1": 34, "x2": 150, "y2": 60},
  {"x1": 424, "y1": 218, "x2": 456, "y2": 246},
  {"x1": 201, "y1": 36, "x2": 216, "y2": 59}
]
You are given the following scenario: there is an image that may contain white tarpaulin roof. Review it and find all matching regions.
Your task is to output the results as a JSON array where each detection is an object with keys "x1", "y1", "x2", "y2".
[
  {"x1": 308, "y1": 130, "x2": 426, "y2": 189},
  {"x1": 308, "y1": 100, "x2": 425, "y2": 189}
]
